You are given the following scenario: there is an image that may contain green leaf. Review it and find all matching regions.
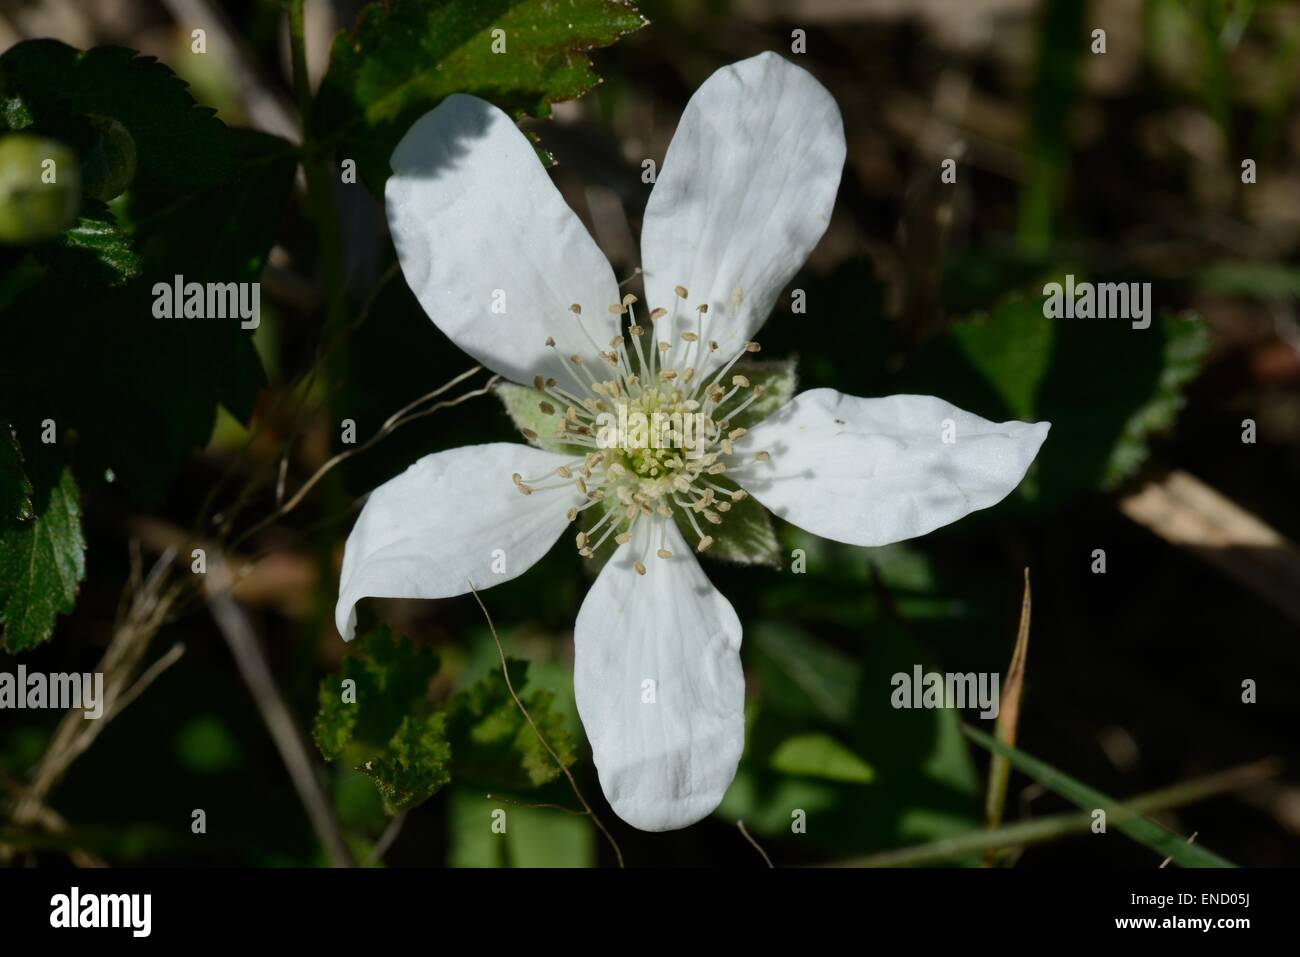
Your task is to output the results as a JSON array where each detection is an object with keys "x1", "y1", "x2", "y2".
[
  {"x1": 314, "y1": 628, "x2": 451, "y2": 815},
  {"x1": 0, "y1": 130, "x2": 288, "y2": 503},
  {"x1": 903, "y1": 291, "x2": 1209, "y2": 508},
  {"x1": 0, "y1": 425, "x2": 33, "y2": 523},
  {"x1": 770, "y1": 733, "x2": 875, "y2": 784},
  {"x1": 725, "y1": 358, "x2": 797, "y2": 430},
  {"x1": 127, "y1": 128, "x2": 296, "y2": 295},
  {"x1": 313, "y1": 626, "x2": 441, "y2": 760},
  {"x1": 35, "y1": 197, "x2": 140, "y2": 286},
  {"x1": 963, "y1": 726, "x2": 1237, "y2": 868},
  {"x1": 751, "y1": 622, "x2": 860, "y2": 724},
  {"x1": 81, "y1": 116, "x2": 137, "y2": 202},
  {"x1": 361, "y1": 713, "x2": 452, "y2": 814},
  {"x1": 445, "y1": 658, "x2": 576, "y2": 791},
  {"x1": 0, "y1": 40, "x2": 230, "y2": 194},
  {"x1": 448, "y1": 785, "x2": 594, "y2": 867},
  {"x1": 686, "y1": 489, "x2": 779, "y2": 566},
  {"x1": 0, "y1": 440, "x2": 85, "y2": 653},
  {"x1": 493, "y1": 381, "x2": 589, "y2": 454},
  {"x1": 312, "y1": 0, "x2": 647, "y2": 191}
]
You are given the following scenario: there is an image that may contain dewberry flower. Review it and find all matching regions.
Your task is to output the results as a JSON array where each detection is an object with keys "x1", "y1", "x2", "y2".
[{"x1": 335, "y1": 53, "x2": 1050, "y2": 832}]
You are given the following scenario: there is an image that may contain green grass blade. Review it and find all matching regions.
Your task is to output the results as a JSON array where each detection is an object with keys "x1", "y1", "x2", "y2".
[{"x1": 963, "y1": 725, "x2": 1237, "y2": 868}]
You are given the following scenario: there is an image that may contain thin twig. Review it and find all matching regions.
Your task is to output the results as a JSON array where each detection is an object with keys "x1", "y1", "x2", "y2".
[
  {"x1": 826, "y1": 758, "x2": 1279, "y2": 867},
  {"x1": 229, "y1": 369, "x2": 495, "y2": 549},
  {"x1": 107, "y1": 643, "x2": 187, "y2": 724},
  {"x1": 363, "y1": 812, "x2": 407, "y2": 867},
  {"x1": 204, "y1": 559, "x2": 355, "y2": 867},
  {"x1": 737, "y1": 819, "x2": 774, "y2": 868},
  {"x1": 467, "y1": 579, "x2": 625, "y2": 868}
]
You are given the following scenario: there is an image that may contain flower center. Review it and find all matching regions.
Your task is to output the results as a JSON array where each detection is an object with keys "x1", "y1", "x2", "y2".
[{"x1": 510, "y1": 284, "x2": 773, "y2": 575}]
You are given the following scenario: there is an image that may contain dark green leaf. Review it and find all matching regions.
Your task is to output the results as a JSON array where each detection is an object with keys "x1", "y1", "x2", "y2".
[
  {"x1": 0, "y1": 440, "x2": 85, "y2": 653},
  {"x1": 0, "y1": 425, "x2": 32, "y2": 524},
  {"x1": 314, "y1": 627, "x2": 451, "y2": 815},
  {"x1": 0, "y1": 130, "x2": 288, "y2": 502},
  {"x1": 312, "y1": 0, "x2": 647, "y2": 191},
  {"x1": 361, "y1": 713, "x2": 452, "y2": 814},
  {"x1": 751, "y1": 622, "x2": 860, "y2": 724},
  {"x1": 35, "y1": 197, "x2": 140, "y2": 286},
  {"x1": 313, "y1": 626, "x2": 441, "y2": 760},
  {"x1": 901, "y1": 292, "x2": 1208, "y2": 508},
  {"x1": 0, "y1": 40, "x2": 229, "y2": 194}
]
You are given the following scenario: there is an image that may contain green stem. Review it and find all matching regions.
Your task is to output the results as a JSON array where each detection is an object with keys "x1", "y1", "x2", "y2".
[
  {"x1": 827, "y1": 757, "x2": 1278, "y2": 868},
  {"x1": 288, "y1": 0, "x2": 347, "y2": 332}
]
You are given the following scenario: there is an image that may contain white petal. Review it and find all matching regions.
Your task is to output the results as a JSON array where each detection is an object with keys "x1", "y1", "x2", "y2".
[
  {"x1": 573, "y1": 520, "x2": 744, "y2": 831},
  {"x1": 734, "y1": 389, "x2": 1050, "y2": 547},
  {"x1": 640, "y1": 52, "x2": 845, "y2": 364},
  {"x1": 335, "y1": 443, "x2": 582, "y2": 640},
  {"x1": 387, "y1": 95, "x2": 620, "y2": 385}
]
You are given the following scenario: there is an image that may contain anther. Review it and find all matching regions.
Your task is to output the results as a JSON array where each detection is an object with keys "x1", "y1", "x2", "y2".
[
  {"x1": 649, "y1": 307, "x2": 667, "y2": 321},
  {"x1": 634, "y1": 561, "x2": 647, "y2": 576},
  {"x1": 696, "y1": 535, "x2": 714, "y2": 553},
  {"x1": 570, "y1": 303, "x2": 582, "y2": 314},
  {"x1": 521, "y1": 429, "x2": 538, "y2": 441},
  {"x1": 539, "y1": 401, "x2": 556, "y2": 415},
  {"x1": 674, "y1": 285, "x2": 688, "y2": 299},
  {"x1": 657, "y1": 548, "x2": 672, "y2": 559}
]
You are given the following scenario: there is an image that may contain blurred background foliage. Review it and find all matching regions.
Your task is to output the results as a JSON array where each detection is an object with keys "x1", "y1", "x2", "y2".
[{"x1": 1, "y1": 0, "x2": 1299, "y2": 867}]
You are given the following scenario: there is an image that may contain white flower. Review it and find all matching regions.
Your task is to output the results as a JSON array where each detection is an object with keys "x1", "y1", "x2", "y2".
[{"x1": 335, "y1": 53, "x2": 1050, "y2": 832}]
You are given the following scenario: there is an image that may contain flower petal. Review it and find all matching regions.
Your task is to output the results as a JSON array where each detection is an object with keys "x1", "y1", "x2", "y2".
[
  {"x1": 640, "y1": 52, "x2": 845, "y2": 363},
  {"x1": 573, "y1": 519, "x2": 744, "y2": 831},
  {"x1": 336, "y1": 443, "x2": 582, "y2": 640},
  {"x1": 733, "y1": 389, "x2": 1050, "y2": 547},
  {"x1": 387, "y1": 94, "x2": 620, "y2": 385}
]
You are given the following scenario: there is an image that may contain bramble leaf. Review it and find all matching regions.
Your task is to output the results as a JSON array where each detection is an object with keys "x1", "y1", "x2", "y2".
[
  {"x1": 0, "y1": 438, "x2": 85, "y2": 653},
  {"x1": 0, "y1": 40, "x2": 229, "y2": 194},
  {"x1": 312, "y1": 0, "x2": 647, "y2": 192},
  {"x1": 445, "y1": 659, "x2": 576, "y2": 791}
]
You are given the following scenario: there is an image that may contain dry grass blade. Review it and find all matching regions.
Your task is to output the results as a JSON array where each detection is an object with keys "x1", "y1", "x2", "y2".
[{"x1": 982, "y1": 567, "x2": 1031, "y2": 865}]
